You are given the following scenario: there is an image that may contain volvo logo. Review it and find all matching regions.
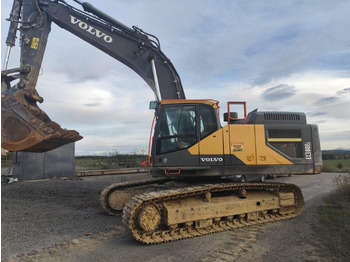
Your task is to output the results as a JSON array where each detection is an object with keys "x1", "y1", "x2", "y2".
[
  {"x1": 200, "y1": 157, "x2": 223, "y2": 162},
  {"x1": 70, "y1": 15, "x2": 113, "y2": 43}
]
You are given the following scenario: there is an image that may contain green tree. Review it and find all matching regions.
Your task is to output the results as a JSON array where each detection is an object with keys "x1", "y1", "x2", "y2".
[{"x1": 336, "y1": 163, "x2": 344, "y2": 170}]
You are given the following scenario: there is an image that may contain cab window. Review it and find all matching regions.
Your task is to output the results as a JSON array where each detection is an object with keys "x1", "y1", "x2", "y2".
[
  {"x1": 199, "y1": 104, "x2": 218, "y2": 139},
  {"x1": 157, "y1": 105, "x2": 197, "y2": 154}
]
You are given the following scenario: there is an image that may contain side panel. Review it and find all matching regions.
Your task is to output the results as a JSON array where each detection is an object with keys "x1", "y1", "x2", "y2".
[
  {"x1": 255, "y1": 125, "x2": 293, "y2": 165},
  {"x1": 262, "y1": 124, "x2": 314, "y2": 166},
  {"x1": 199, "y1": 129, "x2": 224, "y2": 166},
  {"x1": 155, "y1": 144, "x2": 199, "y2": 167},
  {"x1": 229, "y1": 125, "x2": 257, "y2": 165}
]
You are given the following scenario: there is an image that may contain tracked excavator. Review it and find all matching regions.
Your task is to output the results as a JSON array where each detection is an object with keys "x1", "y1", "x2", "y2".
[{"x1": 2, "y1": 0, "x2": 322, "y2": 244}]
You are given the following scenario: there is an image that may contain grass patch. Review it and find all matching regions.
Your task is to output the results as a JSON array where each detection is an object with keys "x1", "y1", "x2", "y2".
[
  {"x1": 75, "y1": 154, "x2": 148, "y2": 170},
  {"x1": 313, "y1": 174, "x2": 350, "y2": 261},
  {"x1": 322, "y1": 159, "x2": 350, "y2": 173}
]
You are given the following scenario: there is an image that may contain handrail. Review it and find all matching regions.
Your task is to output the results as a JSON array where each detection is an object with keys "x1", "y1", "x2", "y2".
[
  {"x1": 148, "y1": 113, "x2": 157, "y2": 166},
  {"x1": 227, "y1": 101, "x2": 247, "y2": 124}
]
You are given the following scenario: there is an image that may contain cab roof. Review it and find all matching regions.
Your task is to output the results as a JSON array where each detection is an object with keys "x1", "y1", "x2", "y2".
[{"x1": 160, "y1": 99, "x2": 219, "y2": 109}]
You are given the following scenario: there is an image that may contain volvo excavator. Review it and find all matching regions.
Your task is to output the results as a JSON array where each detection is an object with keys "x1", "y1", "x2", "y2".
[{"x1": 2, "y1": 0, "x2": 322, "y2": 244}]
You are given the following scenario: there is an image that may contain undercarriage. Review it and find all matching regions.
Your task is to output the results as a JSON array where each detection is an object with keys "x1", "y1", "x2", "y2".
[{"x1": 101, "y1": 179, "x2": 304, "y2": 244}]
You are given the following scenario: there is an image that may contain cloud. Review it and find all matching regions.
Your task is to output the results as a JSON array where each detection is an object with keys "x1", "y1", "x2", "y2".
[
  {"x1": 313, "y1": 85, "x2": 350, "y2": 107},
  {"x1": 261, "y1": 84, "x2": 296, "y2": 101},
  {"x1": 315, "y1": 96, "x2": 339, "y2": 104},
  {"x1": 83, "y1": 103, "x2": 102, "y2": 107},
  {"x1": 308, "y1": 111, "x2": 328, "y2": 117},
  {"x1": 321, "y1": 130, "x2": 350, "y2": 141},
  {"x1": 337, "y1": 87, "x2": 350, "y2": 95}
]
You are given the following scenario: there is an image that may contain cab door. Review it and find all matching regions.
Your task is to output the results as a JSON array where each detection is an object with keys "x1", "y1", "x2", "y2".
[{"x1": 154, "y1": 104, "x2": 199, "y2": 166}]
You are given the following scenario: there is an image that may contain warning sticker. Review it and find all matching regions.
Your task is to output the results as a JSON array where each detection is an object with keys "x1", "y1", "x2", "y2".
[
  {"x1": 31, "y1": 37, "x2": 40, "y2": 49},
  {"x1": 231, "y1": 142, "x2": 244, "y2": 152}
]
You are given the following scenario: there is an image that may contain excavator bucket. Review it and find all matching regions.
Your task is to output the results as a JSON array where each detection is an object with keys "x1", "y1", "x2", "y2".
[{"x1": 1, "y1": 87, "x2": 82, "y2": 152}]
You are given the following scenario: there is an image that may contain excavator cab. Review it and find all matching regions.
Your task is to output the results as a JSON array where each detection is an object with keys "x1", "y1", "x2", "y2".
[{"x1": 151, "y1": 99, "x2": 222, "y2": 174}]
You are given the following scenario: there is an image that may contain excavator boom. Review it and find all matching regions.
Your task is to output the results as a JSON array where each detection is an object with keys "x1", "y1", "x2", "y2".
[{"x1": 1, "y1": 0, "x2": 185, "y2": 152}]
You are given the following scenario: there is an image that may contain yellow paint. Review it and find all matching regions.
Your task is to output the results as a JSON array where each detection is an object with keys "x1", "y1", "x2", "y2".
[
  {"x1": 187, "y1": 143, "x2": 199, "y2": 155},
  {"x1": 198, "y1": 129, "x2": 223, "y2": 155},
  {"x1": 222, "y1": 125, "x2": 230, "y2": 155},
  {"x1": 268, "y1": 138, "x2": 302, "y2": 142},
  {"x1": 229, "y1": 125, "x2": 257, "y2": 165},
  {"x1": 31, "y1": 37, "x2": 40, "y2": 49},
  {"x1": 186, "y1": 123, "x2": 293, "y2": 166},
  {"x1": 255, "y1": 125, "x2": 293, "y2": 165}
]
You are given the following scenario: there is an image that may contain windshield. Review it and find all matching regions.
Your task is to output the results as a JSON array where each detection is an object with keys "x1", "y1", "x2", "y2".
[{"x1": 156, "y1": 105, "x2": 197, "y2": 154}]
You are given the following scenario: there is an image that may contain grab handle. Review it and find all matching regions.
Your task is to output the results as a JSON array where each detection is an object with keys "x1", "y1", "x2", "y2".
[{"x1": 164, "y1": 169, "x2": 181, "y2": 175}]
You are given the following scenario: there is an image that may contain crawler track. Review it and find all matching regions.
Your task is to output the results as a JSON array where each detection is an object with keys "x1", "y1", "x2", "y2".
[
  {"x1": 100, "y1": 177, "x2": 172, "y2": 216},
  {"x1": 122, "y1": 182, "x2": 304, "y2": 244}
]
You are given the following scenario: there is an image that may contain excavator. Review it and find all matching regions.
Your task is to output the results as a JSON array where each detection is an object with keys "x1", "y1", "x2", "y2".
[{"x1": 2, "y1": 0, "x2": 322, "y2": 244}]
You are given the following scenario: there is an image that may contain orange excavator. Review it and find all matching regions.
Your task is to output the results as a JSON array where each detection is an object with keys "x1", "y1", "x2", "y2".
[{"x1": 2, "y1": 0, "x2": 322, "y2": 244}]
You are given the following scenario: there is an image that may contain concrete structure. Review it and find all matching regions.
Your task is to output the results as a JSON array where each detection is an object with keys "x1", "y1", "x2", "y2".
[{"x1": 13, "y1": 143, "x2": 75, "y2": 180}]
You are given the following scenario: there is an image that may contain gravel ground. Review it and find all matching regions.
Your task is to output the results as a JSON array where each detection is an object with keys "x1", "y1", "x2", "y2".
[
  {"x1": 1, "y1": 172, "x2": 341, "y2": 262},
  {"x1": 1, "y1": 173, "x2": 150, "y2": 261},
  {"x1": 234, "y1": 188, "x2": 329, "y2": 262}
]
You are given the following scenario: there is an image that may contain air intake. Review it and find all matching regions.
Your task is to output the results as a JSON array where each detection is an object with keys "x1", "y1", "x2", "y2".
[
  {"x1": 247, "y1": 111, "x2": 306, "y2": 124},
  {"x1": 263, "y1": 112, "x2": 301, "y2": 121}
]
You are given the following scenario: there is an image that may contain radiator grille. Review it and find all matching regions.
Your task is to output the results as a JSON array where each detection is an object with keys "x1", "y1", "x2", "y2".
[
  {"x1": 264, "y1": 113, "x2": 301, "y2": 121},
  {"x1": 267, "y1": 129, "x2": 303, "y2": 158}
]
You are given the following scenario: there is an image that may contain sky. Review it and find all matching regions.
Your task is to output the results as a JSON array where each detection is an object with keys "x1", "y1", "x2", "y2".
[{"x1": 1, "y1": 0, "x2": 350, "y2": 155}]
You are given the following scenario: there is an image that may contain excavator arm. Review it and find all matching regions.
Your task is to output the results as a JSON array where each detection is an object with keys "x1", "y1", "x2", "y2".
[{"x1": 2, "y1": 0, "x2": 185, "y2": 152}]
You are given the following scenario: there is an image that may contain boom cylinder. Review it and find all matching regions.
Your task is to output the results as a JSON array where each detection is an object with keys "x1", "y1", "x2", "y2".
[
  {"x1": 81, "y1": 2, "x2": 136, "y2": 35},
  {"x1": 3, "y1": 0, "x2": 23, "y2": 71},
  {"x1": 5, "y1": 0, "x2": 22, "y2": 47}
]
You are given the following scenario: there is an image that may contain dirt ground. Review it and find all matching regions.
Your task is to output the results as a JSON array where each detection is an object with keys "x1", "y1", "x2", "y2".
[{"x1": 1, "y1": 172, "x2": 340, "y2": 262}]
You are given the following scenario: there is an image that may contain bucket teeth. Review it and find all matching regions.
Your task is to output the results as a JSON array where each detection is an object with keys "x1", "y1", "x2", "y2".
[{"x1": 1, "y1": 87, "x2": 82, "y2": 152}]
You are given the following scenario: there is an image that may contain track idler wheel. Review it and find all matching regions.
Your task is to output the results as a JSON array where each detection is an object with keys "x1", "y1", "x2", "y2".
[{"x1": 137, "y1": 204, "x2": 161, "y2": 232}]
